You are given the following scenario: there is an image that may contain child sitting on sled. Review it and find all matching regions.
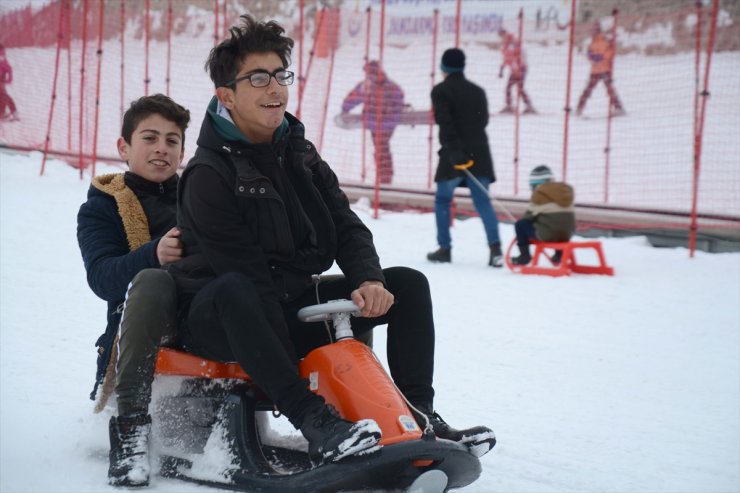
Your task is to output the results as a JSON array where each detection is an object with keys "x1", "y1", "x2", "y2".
[{"x1": 512, "y1": 165, "x2": 576, "y2": 265}]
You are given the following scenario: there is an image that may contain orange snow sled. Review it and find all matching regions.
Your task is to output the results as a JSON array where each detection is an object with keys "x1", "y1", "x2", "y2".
[{"x1": 153, "y1": 300, "x2": 483, "y2": 493}]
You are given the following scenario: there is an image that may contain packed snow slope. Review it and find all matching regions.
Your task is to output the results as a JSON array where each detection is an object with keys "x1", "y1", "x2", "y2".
[{"x1": 1, "y1": 151, "x2": 738, "y2": 493}]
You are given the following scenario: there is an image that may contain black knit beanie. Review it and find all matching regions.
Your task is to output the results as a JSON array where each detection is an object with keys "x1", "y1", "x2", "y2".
[{"x1": 440, "y1": 48, "x2": 465, "y2": 74}]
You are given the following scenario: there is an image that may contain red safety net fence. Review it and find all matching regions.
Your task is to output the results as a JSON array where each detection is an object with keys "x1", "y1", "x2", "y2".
[{"x1": 1, "y1": 0, "x2": 738, "y2": 243}]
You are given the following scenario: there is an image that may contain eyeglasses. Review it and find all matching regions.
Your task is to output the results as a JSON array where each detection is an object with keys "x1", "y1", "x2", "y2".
[{"x1": 224, "y1": 69, "x2": 295, "y2": 88}]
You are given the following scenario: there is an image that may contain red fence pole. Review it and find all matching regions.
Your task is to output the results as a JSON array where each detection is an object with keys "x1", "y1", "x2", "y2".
[
  {"x1": 40, "y1": 0, "x2": 66, "y2": 176},
  {"x1": 454, "y1": 0, "x2": 462, "y2": 48},
  {"x1": 561, "y1": 0, "x2": 577, "y2": 182},
  {"x1": 317, "y1": 10, "x2": 339, "y2": 155},
  {"x1": 427, "y1": 9, "x2": 439, "y2": 189},
  {"x1": 361, "y1": 6, "x2": 372, "y2": 182},
  {"x1": 693, "y1": 1, "x2": 702, "y2": 151},
  {"x1": 66, "y1": 0, "x2": 72, "y2": 151},
  {"x1": 166, "y1": 0, "x2": 172, "y2": 96},
  {"x1": 690, "y1": 0, "x2": 719, "y2": 257},
  {"x1": 144, "y1": 0, "x2": 150, "y2": 96},
  {"x1": 120, "y1": 0, "x2": 125, "y2": 122},
  {"x1": 223, "y1": 0, "x2": 228, "y2": 38},
  {"x1": 513, "y1": 8, "x2": 524, "y2": 195},
  {"x1": 297, "y1": 0, "x2": 304, "y2": 116},
  {"x1": 603, "y1": 8, "x2": 619, "y2": 203},
  {"x1": 90, "y1": 0, "x2": 104, "y2": 178},
  {"x1": 78, "y1": 0, "x2": 89, "y2": 178},
  {"x1": 296, "y1": 6, "x2": 326, "y2": 121},
  {"x1": 372, "y1": 0, "x2": 387, "y2": 220},
  {"x1": 213, "y1": 0, "x2": 219, "y2": 46}
]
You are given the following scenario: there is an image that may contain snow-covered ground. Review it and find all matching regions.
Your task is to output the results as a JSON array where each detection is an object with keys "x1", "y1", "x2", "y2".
[{"x1": 1, "y1": 150, "x2": 738, "y2": 492}]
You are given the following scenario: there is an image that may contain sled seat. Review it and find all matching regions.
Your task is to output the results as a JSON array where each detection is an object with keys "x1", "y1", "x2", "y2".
[
  {"x1": 506, "y1": 239, "x2": 614, "y2": 277},
  {"x1": 155, "y1": 347, "x2": 253, "y2": 382}
]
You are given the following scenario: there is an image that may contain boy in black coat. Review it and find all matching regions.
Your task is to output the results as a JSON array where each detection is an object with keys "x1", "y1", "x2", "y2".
[
  {"x1": 171, "y1": 15, "x2": 496, "y2": 466},
  {"x1": 77, "y1": 94, "x2": 190, "y2": 487}
]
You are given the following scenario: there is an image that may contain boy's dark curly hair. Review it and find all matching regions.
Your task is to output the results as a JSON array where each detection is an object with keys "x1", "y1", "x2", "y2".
[
  {"x1": 205, "y1": 14, "x2": 294, "y2": 88},
  {"x1": 120, "y1": 94, "x2": 190, "y2": 147}
]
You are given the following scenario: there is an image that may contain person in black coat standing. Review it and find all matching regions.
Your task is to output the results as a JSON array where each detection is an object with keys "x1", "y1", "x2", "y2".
[{"x1": 427, "y1": 48, "x2": 503, "y2": 267}]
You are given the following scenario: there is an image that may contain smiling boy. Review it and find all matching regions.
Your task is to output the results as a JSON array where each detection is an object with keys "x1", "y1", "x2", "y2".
[
  {"x1": 76, "y1": 94, "x2": 190, "y2": 486},
  {"x1": 169, "y1": 15, "x2": 495, "y2": 466}
]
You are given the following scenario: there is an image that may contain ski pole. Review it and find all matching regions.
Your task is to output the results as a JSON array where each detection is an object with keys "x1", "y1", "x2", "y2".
[{"x1": 454, "y1": 162, "x2": 518, "y2": 222}]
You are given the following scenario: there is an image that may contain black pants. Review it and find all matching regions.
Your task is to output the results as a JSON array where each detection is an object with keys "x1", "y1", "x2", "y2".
[{"x1": 183, "y1": 266, "x2": 435, "y2": 425}]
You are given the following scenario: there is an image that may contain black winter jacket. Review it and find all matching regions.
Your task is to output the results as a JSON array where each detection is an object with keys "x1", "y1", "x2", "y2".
[
  {"x1": 431, "y1": 72, "x2": 495, "y2": 183},
  {"x1": 170, "y1": 108, "x2": 385, "y2": 360},
  {"x1": 77, "y1": 172, "x2": 177, "y2": 400}
]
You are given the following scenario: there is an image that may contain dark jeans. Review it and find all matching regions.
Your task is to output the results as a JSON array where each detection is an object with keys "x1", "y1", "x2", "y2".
[
  {"x1": 183, "y1": 266, "x2": 435, "y2": 426},
  {"x1": 515, "y1": 218, "x2": 537, "y2": 255}
]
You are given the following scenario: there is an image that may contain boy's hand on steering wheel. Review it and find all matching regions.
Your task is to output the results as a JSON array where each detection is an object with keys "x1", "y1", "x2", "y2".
[{"x1": 351, "y1": 281, "x2": 394, "y2": 318}]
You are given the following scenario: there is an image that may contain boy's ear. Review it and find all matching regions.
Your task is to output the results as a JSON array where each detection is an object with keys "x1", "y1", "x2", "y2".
[
  {"x1": 216, "y1": 86, "x2": 235, "y2": 110},
  {"x1": 116, "y1": 136, "x2": 129, "y2": 163}
]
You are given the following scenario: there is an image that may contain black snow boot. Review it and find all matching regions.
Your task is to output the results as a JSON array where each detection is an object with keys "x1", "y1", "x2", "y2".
[
  {"x1": 108, "y1": 414, "x2": 152, "y2": 487},
  {"x1": 512, "y1": 253, "x2": 531, "y2": 265},
  {"x1": 551, "y1": 250, "x2": 563, "y2": 265},
  {"x1": 488, "y1": 242, "x2": 503, "y2": 268},
  {"x1": 413, "y1": 405, "x2": 496, "y2": 458},
  {"x1": 512, "y1": 244, "x2": 531, "y2": 265},
  {"x1": 300, "y1": 402, "x2": 381, "y2": 464},
  {"x1": 427, "y1": 247, "x2": 451, "y2": 263}
]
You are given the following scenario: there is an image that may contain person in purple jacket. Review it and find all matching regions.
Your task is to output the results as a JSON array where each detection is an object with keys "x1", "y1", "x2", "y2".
[{"x1": 341, "y1": 61, "x2": 404, "y2": 184}]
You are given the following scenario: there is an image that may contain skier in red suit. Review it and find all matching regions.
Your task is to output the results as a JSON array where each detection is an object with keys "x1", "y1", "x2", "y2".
[
  {"x1": 0, "y1": 44, "x2": 19, "y2": 121},
  {"x1": 498, "y1": 29, "x2": 536, "y2": 115},
  {"x1": 576, "y1": 24, "x2": 625, "y2": 117}
]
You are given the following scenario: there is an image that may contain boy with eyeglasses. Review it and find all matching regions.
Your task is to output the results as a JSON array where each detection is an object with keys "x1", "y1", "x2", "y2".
[{"x1": 169, "y1": 14, "x2": 496, "y2": 466}]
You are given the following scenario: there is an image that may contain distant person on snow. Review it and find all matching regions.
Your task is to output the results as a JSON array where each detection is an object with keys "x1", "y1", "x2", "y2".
[
  {"x1": 77, "y1": 94, "x2": 190, "y2": 487},
  {"x1": 575, "y1": 23, "x2": 625, "y2": 117},
  {"x1": 167, "y1": 14, "x2": 496, "y2": 468},
  {"x1": 498, "y1": 28, "x2": 536, "y2": 115},
  {"x1": 427, "y1": 47, "x2": 504, "y2": 268},
  {"x1": 341, "y1": 60, "x2": 405, "y2": 184},
  {"x1": 0, "y1": 44, "x2": 19, "y2": 121},
  {"x1": 511, "y1": 165, "x2": 576, "y2": 265}
]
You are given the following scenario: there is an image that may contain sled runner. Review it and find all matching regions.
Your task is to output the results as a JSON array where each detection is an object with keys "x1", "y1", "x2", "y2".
[
  {"x1": 334, "y1": 109, "x2": 431, "y2": 130},
  {"x1": 153, "y1": 300, "x2": 483, "y2": 492}
]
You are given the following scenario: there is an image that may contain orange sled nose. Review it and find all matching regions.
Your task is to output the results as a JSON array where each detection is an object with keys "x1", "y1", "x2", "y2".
[{"x1": 299, "y1": 338, "x2": 423, "y2": 446}]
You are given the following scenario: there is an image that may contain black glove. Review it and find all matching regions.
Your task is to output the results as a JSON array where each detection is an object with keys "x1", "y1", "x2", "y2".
[{"x1": 449, "y1": 150, "x2": 471, "y2": 168}]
